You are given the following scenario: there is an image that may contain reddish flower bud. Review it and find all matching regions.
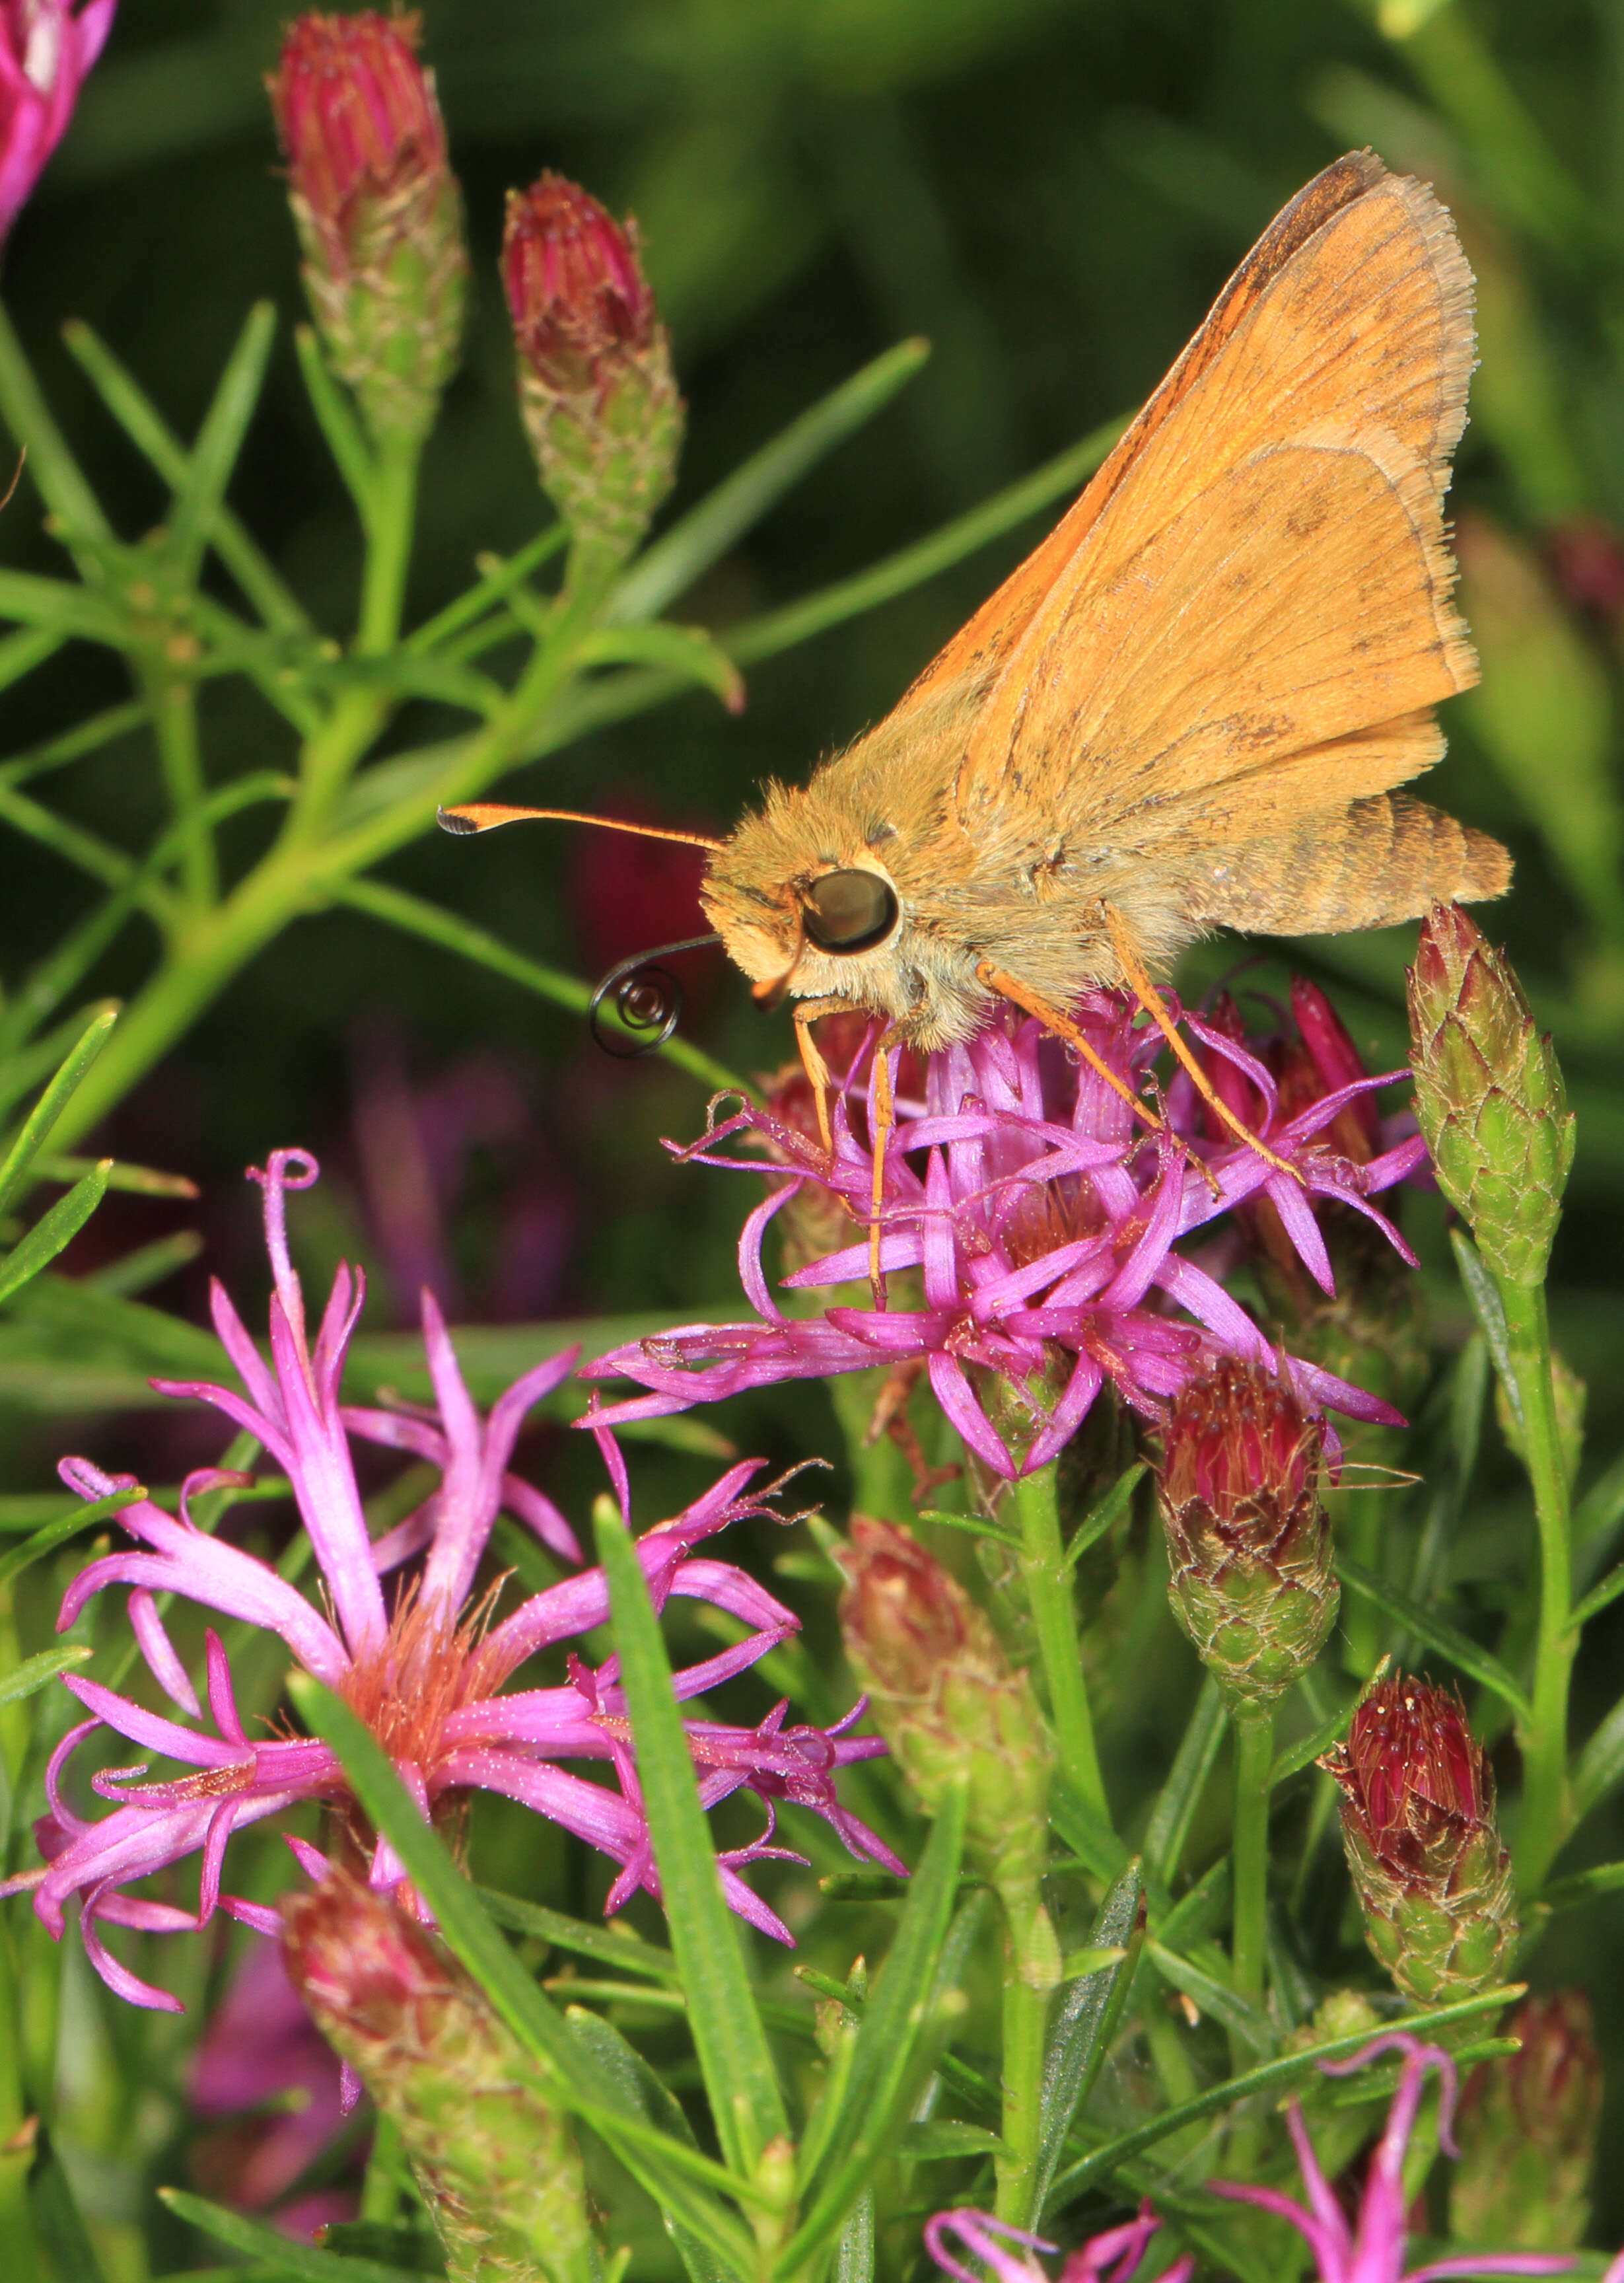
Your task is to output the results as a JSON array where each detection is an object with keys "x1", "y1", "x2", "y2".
[
  {"x1": 503, "y1": 173, "x2": 682, "y2": 573},
  {"x1": 0, "y1": 0, "x2": 117, "y2": 243},
  {"x1": 1290, "y1": 976, "x2": 1380, "y2": 1157},
  {"x1": 1452, "y1": 1991, "x2": 1603, "y2": 2249},
  {"x1": 269, "y1": 12, "x2": 466, "y2": 444},
  {"x1": 838, "y1": 1520, "x2": 1053, "y2": 1963},
  {"x1": 283, "y1": 1873, "x2": 590, "y2": 2276},
  {"x1": 1157, "y1": 1358, "x2": 1336, "y2": 1710},
  {"x1": 1320, "y1": 1676, "x2": 1517, "y2": 2004}
]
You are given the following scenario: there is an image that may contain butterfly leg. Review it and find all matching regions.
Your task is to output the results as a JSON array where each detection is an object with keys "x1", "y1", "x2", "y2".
[
  {"x1": 791, "y1": 997, "x2": 849, "y2": 1153},
  {"x1": 973, "y1": 960, "x2": 1165, "y2": 1134},
  {"x1": 1098, "y1": 901, "x2": 1305, "y2": 1185},
  {"x1": 868, "y1": 1031, "x2": 901, "y2": 1305}
]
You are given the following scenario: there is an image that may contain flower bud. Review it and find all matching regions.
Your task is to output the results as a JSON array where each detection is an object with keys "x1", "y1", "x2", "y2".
[
  {"x1": 1156, "y1": 1358, "x2": 1337, "y2": 1711},
  {"x1": 0, "y1": 0, "x2": 118, "y2": 244},
  {"x1": 1407, "y1": 905, "x2": 1574, "y2": 1288},
  {"x1": 282, "y1": 1873, "x2": 591, "y2": 2280},
  {"x1": 1320, "y1": 1676, "x2": 1517, "y2": 2005},
  {"x1": 269, "y1": 12, "x2": 467, "y2": 446},
  {"x1": 503, "y1": 174, "x2": 683, "y2": 573},
  {"x1": 837, "y1": 1519, "x2": 1055, "y2": 1971},
  {"x1": 1451, "y1": 1990, "x2": 1602, "y2": 2250}
]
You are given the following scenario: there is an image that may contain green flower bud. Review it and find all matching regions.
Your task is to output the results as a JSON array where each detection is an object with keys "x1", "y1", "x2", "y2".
[
  {"x1": 1451, "y1": 1990, "x2": 1603, "y2": 2251},
  {"x1": 269, "y1": 13, "x2": 468, "y2": 447},
  {"x1": 1407, "y1": 904, "x2": 1574, "y2": 1288},
  {"x1": 1156, "y1": 1358, "x2": 1338, "y2": 1712},
  {"x1": 837, "y1": 1518, "x2": 1056, "y2": 1982},
  {"x1": 502, "y1": 174, "x2": 683, "y2": 577},
  {"x1": 1320, "y1": 1675, "x2": 1517, "y2": 2006},
  {"x1": 283, "y1": 1873, "x2": 592, "y2": 2283}
]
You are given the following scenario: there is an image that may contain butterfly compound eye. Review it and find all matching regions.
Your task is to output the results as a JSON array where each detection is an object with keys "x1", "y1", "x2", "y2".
[{"x1": 801, "y1": 869, "x2": 900, "y2": 954}]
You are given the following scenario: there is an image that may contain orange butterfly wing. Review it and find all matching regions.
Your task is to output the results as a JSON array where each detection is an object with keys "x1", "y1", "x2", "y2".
[{"x1": 911, "y1": 151, "x2": 1503, "y2": 939}]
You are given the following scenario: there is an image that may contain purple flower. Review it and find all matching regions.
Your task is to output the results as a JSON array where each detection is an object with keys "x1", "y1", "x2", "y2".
[
  {"x1": 189, "y1": 1934, "x2": 351, "y2": 2229},
  {"x1": 925, "y1": 2202, "x2": 1191, "y2": 2283},
  {"x1": 0, "y1": 1149, "x2": 900, "y2": 2011},
  {"x1": 587, "y1": 999, "x2": 1413, "y2": 1478},
  {"x1": 0, "y1": 1, "x2": 118, "y2": 242},
  {"x1": 1211, "y1": 2033, "x2": 1594, "y2": 2283}
]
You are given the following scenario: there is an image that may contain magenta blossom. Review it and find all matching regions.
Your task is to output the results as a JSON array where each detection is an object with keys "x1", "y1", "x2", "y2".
[
  {"x1": 925, "y1": 2202, "x2": 1191, "y2": 2283},
  {"x1": 0, "y1": 1, "x2": 117, "y2": 241},
  {"x1": 1211, "y1": 2033, "x2": 1592, "y2": 2283},
  {"x1": 0, "y1": 1149, "x2": 899, "y2": 2011},
  {"x1": 587, "y1": 998, "x2": 1416, "y2": 1477}
]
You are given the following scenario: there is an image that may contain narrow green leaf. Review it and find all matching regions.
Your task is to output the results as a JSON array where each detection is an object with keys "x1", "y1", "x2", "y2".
[
  {"x1": 83, "y1": 1229, "x2": 205, "y2": 1298},
  {"x1": 1143, "y1": 1678, "x2": 1224, "y2": 1887},
  {"x1": 1574, "y1": 1451, "x2": 1624, "y2": 1576},
  {"x1": 0, "y1": 626, "x2": 63, "y2": 696},
  {"x1": 294, "y1": 324, "x2": 373, "y2": 513},
  {"x1": 0, "y1": 1643, "x2": 91, "y2": 1708},
  {"x1": 1158, "y1": 1856, "x2": 1229, "y2": 1952},
  {"x1": 1047, "y1": 1774, "x2": 1130, "y2": 1883},
  {"x1": 31, "y1": 2125, "x2": 108, "y2": 2283},
  {"x1": 0, "y1": 1003, "x2": 117, "y2": 1217},
  {"x1": 1541, "y1": 1860, "x2": 1624, "y2": 1912},
  {"x1": 898, "y1": 2122, "x2": 1005, "y2": 2161},
  {"x1": 284, "y1": 1675, "x2": 765, "y2": 2266},
  {"x1": 1572, "y1": 1688, "x2": 1624, "y2": 1823},
  {"x1": 608, "y1": 339, "x2": 931, "y2": 625},
  {"x1": 1451, "y1": 1229, "x2": 1522, "y2": 1430},
  {"x1": 1270, "y1": 1695, "x2": 1353, "y2": 1788},
  {"x1": 61, "y1": 318, "x2": 310, "y2": 635},
  {"x1": 0, "y1": 1485, "x2": 143, "y2": 1589},
  {"x1": 915, "y1": 1505, "x2": 1023, "y2": 1553},
  {"x1": 0, "y1": 700, "x2": 147, "y2": 793},
  {"x1": 34, "y1": 1153, "x2": 197, "y2": 1198},
  {"x1": 165, "y1": 302, "x2": 277, "y2": 584},
  {"x1": 726, "y1": 414, "x2": 1127, "y2": 667},
  {"x1": 1033, "y1": 1857, "x2": 1144, "y2": 2218},
  {"x1": 784, "y1": 1784, "x2": 968, "y2": 2268},
  {"x1": 0, "y1": 1161, "x2": 112, "y2": 1304},
  {"x1": 477, "y1": 1886, "x2": 678, "y2": 1984},
  {"x1": 1334, "y1": 1555, "x2": 1532, "y2": 1724},
  {"x1": 580, "y1": 620, "x2": 745, "y2": 713},
  {"x1": 1145, "y1": 1938, "x2": 1274, "y2": 2057},
  {"x1": 337, "y1": 876, "x2": 750, "y2": 1099},
  {"x1": 0, "y1": 565, "x2": 127, "y2": 639},
  {"x1": 1045, "y1": 1983, "x2": 1524, "y2": 2210},
  {"x1": 1567, "y1": 1560, "x2": 1624, "y2": 1638},
  {"x1": 0, "y1": 772, "x2": 288, "y2": 1053},
  {"x1": 408, "y1": 527, "x2": 567, "y2": 654},
  {"x1": 564, "y1": 2008, "x2": 743, "y2": 2283},
  {"x1": 0, "y1": 300, "x2": 114, "y2": 554},
  {"x1": 312, "y1": 651, "x2": 503, "y2": 717},
  {"x1": 594, "y1": 1506, "x2": 789, "y2": 2175},
  {"x1": 158, "y1": 2188, "x2": 423, "y2": 2283},
  {"x1": 1062, "y1": 1463, "x2": 1147, "y2": 1575}
]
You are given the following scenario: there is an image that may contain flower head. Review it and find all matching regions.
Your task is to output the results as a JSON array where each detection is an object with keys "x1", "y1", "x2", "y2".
[
  {"x1": 0, "y1": 0, "x2": 118, "y2": 242},
  {"x1": 1320, "y1": 1676, "x2": 1517, "y2": 2004},
  {"x1": 503, "y1": 172, "x2": 682, "y2": 568},
  {"x1": 1211, "y1": 2033, "x2": 1581, "y2": 2283},
  {"x1": 1156, "y1": 1354, "x2": 1337, "y2": 1710},
  {"x1": 1, "y1": 1149, "x2": 898, "y2": 2010},
  {"x1": 1452, "y1": 1992, "x2": 1604, "y2": 2251},
  {"x1": 268, "y1": 11, "x2": 466, "y2": 443},
  {"x1": 588, "y1": 1001, "x2": 1415, "y2": 1477},
  {"x1": 925, "y1": 2203, "x2": 1189, "y2": 2283}
]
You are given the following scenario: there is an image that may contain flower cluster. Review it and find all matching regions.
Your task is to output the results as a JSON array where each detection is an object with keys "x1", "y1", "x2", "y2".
[
  {"x1": 588, "y1": 988, "x2": 1425, "y2": 1476},
  {"x1": 0, "y1": 1150, "x2": 898, "y2": 2010}
]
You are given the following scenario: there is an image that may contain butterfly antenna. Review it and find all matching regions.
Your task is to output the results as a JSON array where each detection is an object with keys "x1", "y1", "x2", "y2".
[{"x1": 437, "y1": 803, "x2": 724, "y2": 853}]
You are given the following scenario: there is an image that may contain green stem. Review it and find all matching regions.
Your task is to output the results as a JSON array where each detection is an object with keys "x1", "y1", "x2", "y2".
[
  {"x1": 1229, "y1": 1709, "x2": 1274, "y2": 2023},
  {"x1": 143, "y1": 667, "x2": 215, "y2": 910},
  {"x1": 1503, "y1": 1277, "x2": 1576, "y2": 1894},
  {"x1": 359, "y1": 435, "x2": 420, "y2": 656},
  {"x1": 1011, "y1": 1460, "x2": 1106, "y2": 1821},
  {"x1": 993, "y1": 1919, "x2": 1049, "y2": 2227}
]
